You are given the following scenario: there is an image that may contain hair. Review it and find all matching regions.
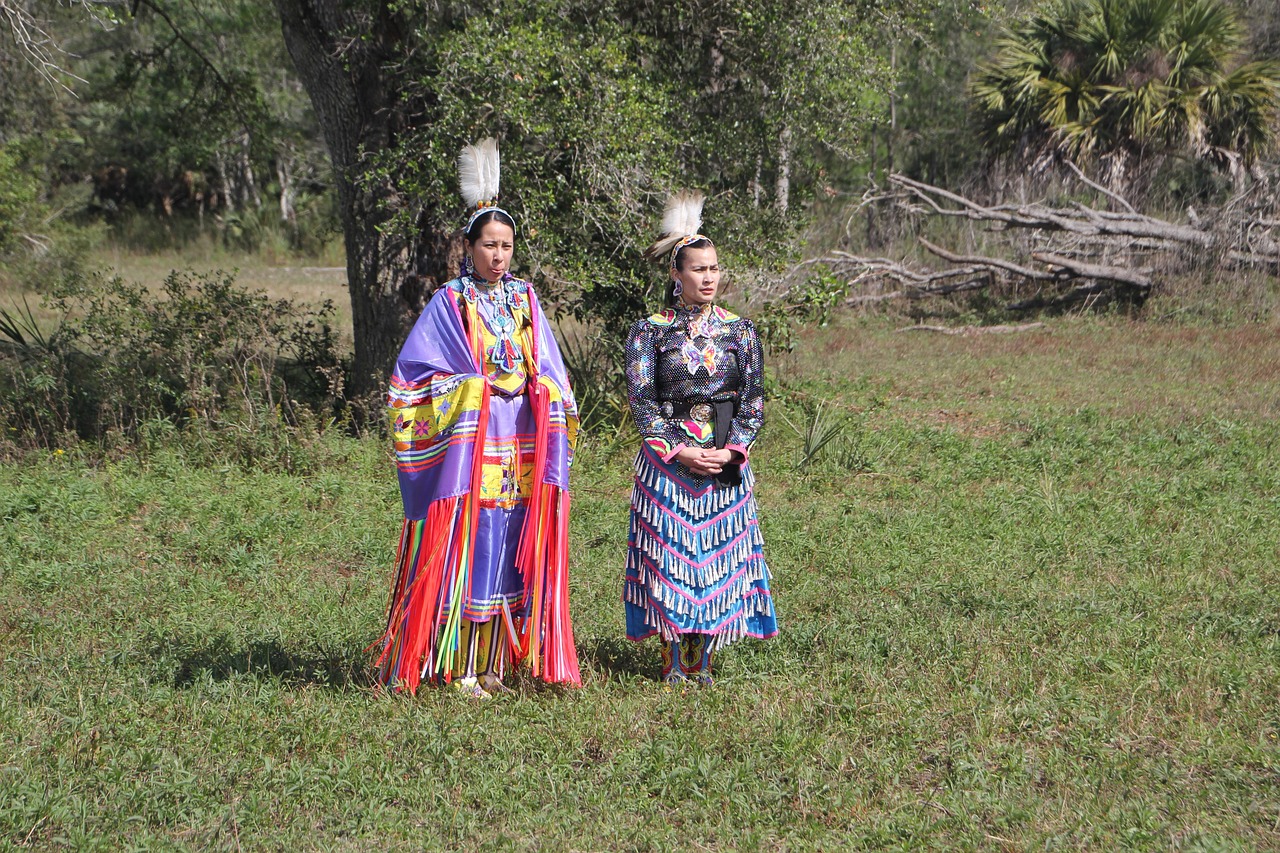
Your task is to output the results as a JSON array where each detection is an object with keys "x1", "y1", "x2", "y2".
[
  {"x1": 673, "y1": 237, "x2": 713, "y2": 271},
  {"x1": 464, "y1": 209, "x2": 517, "y2": 244}
]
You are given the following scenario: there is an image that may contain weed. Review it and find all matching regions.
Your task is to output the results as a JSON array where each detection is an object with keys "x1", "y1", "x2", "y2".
[
  {"x1": 780, "y1": 401, "x2": 851, "y2": 471},
  {"x1": 0, "y1": 268, "x2": 345, "y2": 454}
]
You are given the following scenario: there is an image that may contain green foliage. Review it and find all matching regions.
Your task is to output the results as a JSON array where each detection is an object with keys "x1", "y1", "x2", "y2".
[
  {"x1": 384, "y1": 3, "x2": 684, "y2": 333},
  {"x1": 371, "y1": 0, "x2": 909, "y2": 336},
  {"x1": 650, "y1": 0, "x2": 893, "y2": 189},
  {"x1": 557, "y1": 326, "x2": 629, "y2": 438},
  {"x1": 2, "y1": 0, "x2": 332, "y2": 256},
  {"x1": 754, "y1": 300, "x2": 800, "y2": 354},
  {"x1": 751, "y1": 269, "x2": 849, "y2": 354},
  {"x1": 0, "y1": 142, "x2": 41, "y2": 252},
  {"x1": 971, "y1": 0, "x2": 1280, "y2": 187},
  {"x1": 0, "y1": 269, "x2": 345, "y2": 451},
  {"x1": 888, "y1": 0, "x2": 1010, "y2": 186},
  {"x1": 1, "y1": 318, "x2": 1278, "y2": 847}
]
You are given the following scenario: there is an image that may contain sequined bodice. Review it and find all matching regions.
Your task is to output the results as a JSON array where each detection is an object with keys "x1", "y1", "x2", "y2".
[
  {"x1": 625, "y1": 303, "x2": 765, "y2": 453},
  {"x1": 648, "y1": 305, "x2": 743, "y2": 403}
]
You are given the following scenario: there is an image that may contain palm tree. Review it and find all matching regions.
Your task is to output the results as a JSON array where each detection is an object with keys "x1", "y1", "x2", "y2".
[{"x1": 970, "y1": 0, "x2": 1280, "y2": 191}]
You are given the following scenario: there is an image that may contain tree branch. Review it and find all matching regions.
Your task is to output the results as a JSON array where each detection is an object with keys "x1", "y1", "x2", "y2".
[
  {"x1": 130, "y1": 0, "x2": 255, "y2": 130},
  {"x1": 1063, "y1": 158, "x2": 1137, "y2": 214},
  {"x1": 1031, "y1": 252, "x2": 1152, "y2": 290},
  {"x1": 1, "y1": 0, "x2": 89, "y2": 92},
  {"x1": 917, "y1": 237, "x2": 1059, "y2": 281},
  {"x1": 896, "y1": 322, "x2": 1046, "y2": 335}
]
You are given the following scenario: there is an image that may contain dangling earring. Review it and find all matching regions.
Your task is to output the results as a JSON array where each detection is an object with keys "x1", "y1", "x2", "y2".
[
  {"x1": 671, "y1": 275, "x2": 683, "y2": 299},
  {"x1": 460, "y1": 255, "x2": 474, "y2": 277}
]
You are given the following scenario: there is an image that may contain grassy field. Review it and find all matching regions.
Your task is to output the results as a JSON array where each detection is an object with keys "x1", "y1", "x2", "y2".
[{"x1": 2, "y1": 315, "x2": 1278, "y2": 850}]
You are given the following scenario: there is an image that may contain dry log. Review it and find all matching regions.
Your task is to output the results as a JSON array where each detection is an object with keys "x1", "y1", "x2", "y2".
[
  {"x1": 792, "y1": 171, "x2": 1277, "y2": 318},
  {"x1": 890, "y1": 173, "x2": 1219, "y2": 248},
  {"x1": 888, "y1": 173, "x2": 1279, "y2": 266},
  {"x1": 918, "y1": 238, "x2": 1059, "y2": 281},
  {"x1": 1031, "y1": 252, "x2": 1152, "y2": 290}
]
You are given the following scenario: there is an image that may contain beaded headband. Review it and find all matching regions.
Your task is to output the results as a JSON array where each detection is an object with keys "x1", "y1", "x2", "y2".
[
  {"x1": 670, "y1": 233, "x2": 713, "y2": 269},
  {"x1": 465, "y1": 202, "x2": 516, "y2": 236}
]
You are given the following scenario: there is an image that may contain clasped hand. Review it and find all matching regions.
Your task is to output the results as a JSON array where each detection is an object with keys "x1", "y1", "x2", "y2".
[{"x1": 676, "y1": 446, "x2": 734, "y2": 477}]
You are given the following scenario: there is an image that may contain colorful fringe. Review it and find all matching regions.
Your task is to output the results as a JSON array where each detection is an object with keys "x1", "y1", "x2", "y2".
[
  {"x1": 374, "y1": 279, "x2": 580, "y2": 693},
  {"x1": 374, "y1": 379, "x2": 580, "y2": 692},
  {"x1": 624, "y1": 442, "x2": 778, "y2": 652},
  {"x1": 513, "y1": 377, "x2": 579, "y2": 684}
]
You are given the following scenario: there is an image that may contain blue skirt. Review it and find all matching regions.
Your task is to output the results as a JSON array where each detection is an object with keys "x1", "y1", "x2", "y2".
[{"x1": 624, "y1": 442, "x2": 778, "y2": 650}]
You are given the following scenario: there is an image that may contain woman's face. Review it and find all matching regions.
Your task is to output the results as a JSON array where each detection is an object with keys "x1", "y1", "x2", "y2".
[
  {"x1": 672, "y1": 245, "x2": 721, "y2": 305},
  {"x1": 466, "y1": 219, "x2": 515, "y2": 282}
]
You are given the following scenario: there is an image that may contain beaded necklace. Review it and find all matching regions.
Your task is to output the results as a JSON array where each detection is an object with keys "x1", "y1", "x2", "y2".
[{"x1": 463, "y1": 275, "x2": 525, "y2": 374}]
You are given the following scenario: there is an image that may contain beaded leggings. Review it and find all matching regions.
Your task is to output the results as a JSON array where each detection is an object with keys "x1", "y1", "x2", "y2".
[
  {"x1": 660, "y1": 632, "x2": 714, "y2": 683},
  {"x1": 452, "y1": 618, "x2": 508, "y2": 681}
]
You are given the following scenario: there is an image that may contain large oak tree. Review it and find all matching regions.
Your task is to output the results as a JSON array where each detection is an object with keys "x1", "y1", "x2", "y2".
[{"x1": 269, "y1": 0, "x2": 906, "y2": 402}]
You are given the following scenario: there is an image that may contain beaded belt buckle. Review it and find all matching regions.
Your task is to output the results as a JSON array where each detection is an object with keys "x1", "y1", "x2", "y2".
[{"x1": 689, "y1": 403, "x2": 713, "y2": 425}]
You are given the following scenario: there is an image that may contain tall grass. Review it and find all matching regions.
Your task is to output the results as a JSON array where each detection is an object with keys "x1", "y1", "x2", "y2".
[{"x1": 1, "y1": 316, "x2": 1277, "y2": 849}]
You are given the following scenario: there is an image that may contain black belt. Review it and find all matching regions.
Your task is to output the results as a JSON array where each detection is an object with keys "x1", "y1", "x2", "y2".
[{"x1": 664, "y1": 399, "x2": 742, "y2": 487}]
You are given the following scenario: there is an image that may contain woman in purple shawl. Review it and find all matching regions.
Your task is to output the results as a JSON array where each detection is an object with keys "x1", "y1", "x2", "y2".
[{"x1": 373, "y1": 139, "x2": 580, "y2": 697}]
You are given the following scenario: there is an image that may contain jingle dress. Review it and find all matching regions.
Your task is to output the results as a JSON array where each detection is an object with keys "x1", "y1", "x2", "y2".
[
  {"x1": 374, "y1": 274, "x2": 580, "y2": 692},
  {"x1": 623, "y1": 303, "x2": 778, "y2": 655}
]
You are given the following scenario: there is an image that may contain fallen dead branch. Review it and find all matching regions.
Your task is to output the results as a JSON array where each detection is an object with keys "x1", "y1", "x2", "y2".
[{"x1": 796, "y1": 170, "x2": 1278, "y2": 313}]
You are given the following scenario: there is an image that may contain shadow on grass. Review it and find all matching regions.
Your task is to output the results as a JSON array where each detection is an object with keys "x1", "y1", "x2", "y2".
[
  {"x1": 578, "y1": 634, "x2": 656, "y2": 683},
  {"x1": 154, "y1": 634, "x2": 374, "y2": 690},
  {"x1": 156, "y1": 633, "x2": 705, "y2": 690}
]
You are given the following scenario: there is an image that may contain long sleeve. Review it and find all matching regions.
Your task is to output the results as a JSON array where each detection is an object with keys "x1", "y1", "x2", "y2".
[
  {"x1": 725, "y1": 319, "x2": 764, "y2": 456},
  {"x1": 625, "y1": 319, "x2": 684, "y2": 458}
]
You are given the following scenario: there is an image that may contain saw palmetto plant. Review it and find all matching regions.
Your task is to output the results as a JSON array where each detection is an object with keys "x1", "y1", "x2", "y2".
[{"x1": 970, "y1": 0, "x2": 1280, "y2": 189}]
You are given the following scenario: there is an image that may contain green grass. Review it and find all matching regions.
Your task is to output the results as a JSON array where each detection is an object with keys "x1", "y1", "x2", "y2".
[{"x1": 2, "y1": 316, "x2": 1278, "y2": 850}]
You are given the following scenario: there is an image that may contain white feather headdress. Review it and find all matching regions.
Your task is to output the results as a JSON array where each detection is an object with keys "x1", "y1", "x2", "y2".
[
  {"x1": 458, "y1": 138, "x2": 501, "y2": 209},
  {"x1": 643, "y1": 190, "x2": 710, "y2": 263}
]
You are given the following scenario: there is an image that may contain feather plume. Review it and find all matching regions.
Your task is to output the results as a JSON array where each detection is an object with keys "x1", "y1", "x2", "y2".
[
  {"x1": 643, "y1": 191, "x2": 705, "y2": 260},
  {"x1": 458, "y1": 138, "x2": 501, "y2": 208}
]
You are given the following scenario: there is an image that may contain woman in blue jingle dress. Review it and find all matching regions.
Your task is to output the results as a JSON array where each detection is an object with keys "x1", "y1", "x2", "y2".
[{"x1": 623, "y1": 191, "x2": 778, "y2": 686}]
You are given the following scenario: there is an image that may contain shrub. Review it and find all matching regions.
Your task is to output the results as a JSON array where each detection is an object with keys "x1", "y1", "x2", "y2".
[{"x1": 0, "y1": 268, "x2": 346, "y2": 456}]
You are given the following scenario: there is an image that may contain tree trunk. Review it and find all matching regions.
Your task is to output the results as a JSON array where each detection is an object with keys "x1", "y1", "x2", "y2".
[
  {"x1": 240, "y1": 131, "x2": 262, "y2": 211},
  {"x1": 887, "y1": 42, "x2": 897, "y2": 177},
  {"x1": 276, "y1": 153, "x2": 296, "y2": 225},
  {"x1": 271, "y1": 0, "x2": 417, "y2": 405},
  {"x1": 217, "y1": 150, "x2": 235, "y2": 215},
  {"x1": 775, "y1": 125, "x2": 791, "y2": 215}
]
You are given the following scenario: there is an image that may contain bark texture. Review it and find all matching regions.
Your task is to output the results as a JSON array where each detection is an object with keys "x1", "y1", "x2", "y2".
[{"x1": 272, "y1": 0, "x2": 422, "y2": 404}]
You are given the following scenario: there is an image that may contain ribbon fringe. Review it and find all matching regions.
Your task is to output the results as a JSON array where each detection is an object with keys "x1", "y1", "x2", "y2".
[
  {"x1": 514, "y1": 378, "x2": 581, "y2": 685},
  {"x1": 623, "y1": 444, "x2": 776, "y2": 652}
]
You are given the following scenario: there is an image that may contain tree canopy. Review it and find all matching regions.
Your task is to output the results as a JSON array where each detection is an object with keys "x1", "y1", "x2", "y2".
[{"x1": 268, "y1": 0, "x2": 914, "y2": 395}]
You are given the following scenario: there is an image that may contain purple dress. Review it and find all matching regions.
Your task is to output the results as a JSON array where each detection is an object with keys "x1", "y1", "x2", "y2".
[{"x1": 375, "y1": 275, "x2": 580, "y2": 691}]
